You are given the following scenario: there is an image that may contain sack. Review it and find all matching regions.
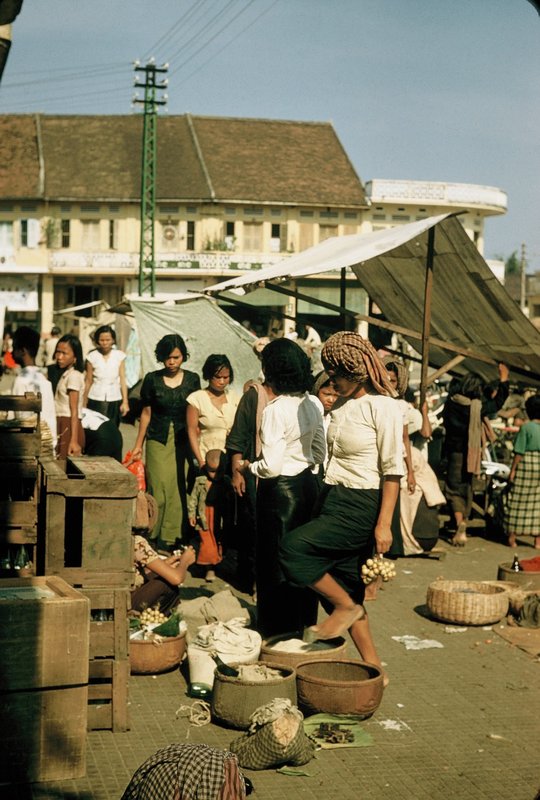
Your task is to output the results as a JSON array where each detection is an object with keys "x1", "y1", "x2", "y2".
[
  {"x1": 123, "y1": 451, "x2": 146, "y2": 491},
  {"x1": 229, "y1": 701, "x2": 315, "y2": 770},
  {"x1": 518, "y1": 594, "x2": 540, "y2": 628},
  {"x1": 133, "y1": 491, "x2": 158, "y2": 532}
]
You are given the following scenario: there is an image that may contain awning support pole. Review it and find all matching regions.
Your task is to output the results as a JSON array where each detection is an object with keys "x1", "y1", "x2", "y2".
[
  {"x1": 340, "y1": 267, "x2": 347, "y2": 329},
  {"x1": 420, "y1": 227, "x2": 435, "y2": 407}
]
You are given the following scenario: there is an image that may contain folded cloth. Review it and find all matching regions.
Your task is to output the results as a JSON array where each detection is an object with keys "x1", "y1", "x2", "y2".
[{"x1": 178, "y1": 589, "x2": 250, "y2": 640}]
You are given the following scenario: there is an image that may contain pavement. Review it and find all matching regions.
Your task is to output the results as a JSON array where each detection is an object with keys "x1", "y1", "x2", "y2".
[{"x1": 8, "y1": 529, "x2": 540, "y2": 800}]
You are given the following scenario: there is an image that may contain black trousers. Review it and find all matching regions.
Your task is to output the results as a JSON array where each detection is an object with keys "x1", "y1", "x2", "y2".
[{"x1": 255, "y1": 469, "x2": 319, "y2": 638}]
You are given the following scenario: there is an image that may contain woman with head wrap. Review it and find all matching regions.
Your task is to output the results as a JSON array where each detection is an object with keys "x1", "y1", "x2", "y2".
[{"x1": 280, "y1": 332, "x2": 403, "y2": 680}]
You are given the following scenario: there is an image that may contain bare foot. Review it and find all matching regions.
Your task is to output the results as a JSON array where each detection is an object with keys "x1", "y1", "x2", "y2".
[
  {"x1": 535, "y1": 536, "x2": 540, "y2": 549},
  {"x1": 507, "y1": 534, "x2": 517, "y2": 548},
  {"x1": 451, "y1": 521, "x2": 467, "y2": 547},
  {"x1": 305, "y1": 604, "x2": 366, "y2": 642}
]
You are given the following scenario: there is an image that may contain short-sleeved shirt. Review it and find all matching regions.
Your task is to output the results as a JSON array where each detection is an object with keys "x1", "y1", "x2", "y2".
[
  {"x1": 133, "y1": 534, "x2": 159, "y2": 588},
  {"x1": 325, "y1": 393, "x2": 404, "y2": 490},
  {"x1": 86, "y1": 348, "x2": 126, "y2": 402},
  {"x1": 187, "y1": 388, "x2": 240, "y2": 458},
  {"x1": 140, "y1": 369, "x2": 201, "y2": 445},
  {"x1": 12, "y1": 366, "x2": 57, "y2": 446},
  {"x1": 54, "y1": 367, "x2": 85, "y2": 419},
  {"x1": 513, "y1": 420, "x2": 540, "y2": 455}
]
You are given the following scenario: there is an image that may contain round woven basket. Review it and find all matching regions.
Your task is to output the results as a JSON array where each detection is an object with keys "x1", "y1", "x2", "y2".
[
  {"x1": 211, "y1": 661, "x2": 296, "y2": 730},
  {"x1": 295, "y1": 659, "x2": 383, "y2": 719},
  {"x1": 260, "y1": 633, "x2": 347, "y2": 670},
  {"x1": 130, "y1": 634, "x2": 186, "y2": 675},
  {"x1": 427, "y1": 579, "x2": 509, "y2": 625}
]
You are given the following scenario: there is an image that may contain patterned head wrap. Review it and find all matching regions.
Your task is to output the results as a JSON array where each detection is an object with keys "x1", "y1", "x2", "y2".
[
  {"x1": 321, "y1": 331, "x2": 395, "y2": 396},
  {"x1": 382, "y1": 355, "x2": 409, "y2": 398}
]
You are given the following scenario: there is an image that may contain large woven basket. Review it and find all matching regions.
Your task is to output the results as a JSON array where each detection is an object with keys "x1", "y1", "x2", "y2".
[
  {"x1": 295, "y1": 659, "x2": 384, "y2": 719},
  {"x1": 427, "y1": 579, "x2": 509, "y2": 625},
  {"x1": 211, "y1": 661, "x2": 297, "y2": 730},
  {"x1": 130, "y1": 634, "x2": 186, "y2": 674}
]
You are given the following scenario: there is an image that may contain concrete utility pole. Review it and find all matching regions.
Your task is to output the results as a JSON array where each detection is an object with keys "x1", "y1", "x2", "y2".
[
  {"x1": 133, "y1": 60, "x2": 168, "y2": 297},
  {"x1": 520, "y1": 242, "x2": 527, "y2": 312}
]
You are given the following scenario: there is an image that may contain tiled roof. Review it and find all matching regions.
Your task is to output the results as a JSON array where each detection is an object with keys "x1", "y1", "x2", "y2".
[{"x1": 0, "y1": 113, "x2": 366, "y2": 206}]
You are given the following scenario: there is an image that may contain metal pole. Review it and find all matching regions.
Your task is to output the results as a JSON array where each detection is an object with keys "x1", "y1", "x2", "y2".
[
  {"x1": 340, "y1": 267, "x2": 347, "y2": 329},
  {"x1": 420, "y1": 226, "x2": 435, "y2": 407}
]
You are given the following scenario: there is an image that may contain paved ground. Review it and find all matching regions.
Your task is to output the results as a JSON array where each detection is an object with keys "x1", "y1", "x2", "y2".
[{"x1": 8, "y1": 529, "x2": 539, "y2": 800}]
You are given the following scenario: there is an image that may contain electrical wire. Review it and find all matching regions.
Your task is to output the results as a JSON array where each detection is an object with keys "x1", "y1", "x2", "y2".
[
  {"x1": 141, "y1": 0, "x2": 207, "y2": 62},
  {"x1": 165, "y1": 0, "x2": 242, "y2": 66}
]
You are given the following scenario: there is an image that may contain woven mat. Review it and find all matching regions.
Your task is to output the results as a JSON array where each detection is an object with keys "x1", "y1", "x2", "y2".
[{"x1": 494, "y1": 624, "x2": 540, "y2": 657}]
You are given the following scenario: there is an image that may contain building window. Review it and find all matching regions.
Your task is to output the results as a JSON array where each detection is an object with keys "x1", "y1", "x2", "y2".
[
  {"x1": 186, "y1": 206, "x2": 197, "y2": 214},
  {"x1": 109, "y1": 220, "x2": 118, "y2": 250},
  {"x1": 81, "y1": 220, "x2": 101, "y2": 250},
  {"x1": 0, "y1": 221, "x2": 14, "y2": 248},
  {"x1": 67, "y1": 285, "x2": 99, "y2": 316},
  {"x1": 81, "y1": 203, "x2": 100, "y2": 214},
  {"x1": 372, "y1": 213, "x2": 386, "y2": 220},
  {"x1": 344, "y1": 212, "x2": 358, "y2": 219},
  {"x1": 271, "y1": 209, "x2": 282, "y2": 217},
  {"x1": 243, "y1": 222, "x2": 262, "y2": 251},
  {"x1": 20, "y1": 219, "x2": 28, "y2": 247},
  {"x1": 224, "y1": 221, "x2": 235, "y2": 250},
  {"x1": 159, "y1": 204, "x2": 179, "y2": 214},
  {"x1": 300, "y1": 210, "x2": 314, "y2": 218},
  {"x1": 61, "y1": 219, "x2": 70, "y2": 248},
  {"x1": 108, "y1": 204, "x2": 120, "y2": 213},
  {"x1": 320, "y1": 210, "x2": 338, "y2": 219},
  {"x1": 391, "y1": 214, "x2": 409, "y2": 222},
  {"x1": 225, "y1": 207, "x2": 236, "y2": 215},
  {"x1": 187, "y1": 220, "x2": 195, "y2": 250},
  {"x1": 20, "y1": 202, "x2": 37, "y2": 213}
]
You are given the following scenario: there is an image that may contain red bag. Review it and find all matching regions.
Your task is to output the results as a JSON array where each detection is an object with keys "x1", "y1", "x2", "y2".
[{"x1": 123, "y1": 451, "x2": 146, "y2": 491}]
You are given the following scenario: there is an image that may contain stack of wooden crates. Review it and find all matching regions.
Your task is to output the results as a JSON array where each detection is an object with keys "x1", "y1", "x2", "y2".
[
  {"x1": 40, "y1": 455, "x2": 137, "y2": 732},
  {"x1": 0, "y1": 394, "x2": 42, "y2": 575}
]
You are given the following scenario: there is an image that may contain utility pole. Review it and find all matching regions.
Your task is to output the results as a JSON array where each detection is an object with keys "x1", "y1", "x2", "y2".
[
  {"x1": 520, "y1": 242, "x2": 527, "y2": 312},
  {"x1": 133, "y1": 60, "x2": 168, "y2": 297}
]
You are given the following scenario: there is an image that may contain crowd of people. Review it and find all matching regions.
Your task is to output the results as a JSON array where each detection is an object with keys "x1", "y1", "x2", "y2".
[{"x1": 3, "y1": 320, "x2": 539, "y2": 675}]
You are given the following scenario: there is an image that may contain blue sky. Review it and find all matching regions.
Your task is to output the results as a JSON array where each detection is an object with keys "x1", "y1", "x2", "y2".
[{"x1": 2, "y1": 0, "x2": 539, "y2": 269}]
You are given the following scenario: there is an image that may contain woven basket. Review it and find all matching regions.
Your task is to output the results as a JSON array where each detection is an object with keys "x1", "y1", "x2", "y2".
[
  {"x1": 260, "y1": 633, "x2": 347, "y2": 670},
  {"x1": 427, "y1": 579, "x2": 509, "y2": 625},
  {"x1": 295, "y1": 659, "x2": 384, "y2": 718},
  {"x1": 211, "y1": 661, "x2": 297, "y2": 730},
  {"x1": 130, "y1": 634, "x2": 186, "y2": 674}
]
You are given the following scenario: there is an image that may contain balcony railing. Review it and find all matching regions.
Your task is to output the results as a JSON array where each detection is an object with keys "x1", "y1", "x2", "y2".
[
  {"x1": 48, "y1": 250, "x2": 288, "y2": 271},
  {"x1": 365, "y1": 179, "x2": 507, "y2": 212}
]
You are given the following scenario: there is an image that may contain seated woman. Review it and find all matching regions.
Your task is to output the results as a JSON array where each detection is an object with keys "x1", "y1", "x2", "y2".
[{"x1": 131, "y1": 536, "x2": 196, "y2": 614}]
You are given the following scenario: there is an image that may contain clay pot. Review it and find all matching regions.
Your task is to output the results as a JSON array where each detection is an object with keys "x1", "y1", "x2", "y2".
[
  {"x1": 497, "y1": 563, "x2": 540, "y2": 590},
  {"x1": 295, "y1": 659, "x2": 384, "y2": 718},
  {"x1": 211, "y1": 661, "x2": 297, "y2": 729}
]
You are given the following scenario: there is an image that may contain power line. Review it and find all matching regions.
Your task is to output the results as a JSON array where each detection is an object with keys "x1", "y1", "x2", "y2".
[
  {"x1": 166, "y1": 0, "x2": 242, "y2": 67},
  {"x1": 141, "y1": 0, "x2": 207, "y2": 61},
  {"x1": 1, "y1": 64, "x2": 130, "y2": 91},
  {"x1": 169, "y1": 0, "x2": 256, "y2": 77}
]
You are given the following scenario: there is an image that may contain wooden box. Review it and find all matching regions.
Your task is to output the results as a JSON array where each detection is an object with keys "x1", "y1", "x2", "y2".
[
  {"x1": 0, "y1": 685, "x2": 88, "y2": 783},
  {"x1": 0, "y1": 576, "x2": 89, "y2": 783},
  {"x1": 88, "y1": 657, "x2": 130, "y2": 732},
  {"x1": 40, "y1": 456, "x2": 137, "y2": 587},
  {"x1": 83, "y1": 587, "x2": 131, "y2": 731},
  {"x1": 0, "y1": 576, "x2": 89, "y2": 691}
]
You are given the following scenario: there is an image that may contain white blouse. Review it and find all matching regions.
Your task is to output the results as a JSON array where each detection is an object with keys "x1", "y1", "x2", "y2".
[
  {"x1": 55, "y1": 367, "x2": 85, "y2": 419},
  {"x1": 325, "y1": 393, "x2": 404, "y2": 490},
  {"x1": 86, "y1": 348, "x2": 126, "y2": 402},
  {"x1": 249, "y1": 393, "x2": 326, "y2": 479}
]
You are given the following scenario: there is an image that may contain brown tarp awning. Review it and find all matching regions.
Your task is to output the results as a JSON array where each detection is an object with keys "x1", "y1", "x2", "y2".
[{"x1": 205, "y1": 214, "x2": 540, "y2": 387}]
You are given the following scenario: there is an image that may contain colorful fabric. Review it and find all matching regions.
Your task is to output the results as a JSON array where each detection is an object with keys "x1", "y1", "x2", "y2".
[
  {"x1": 121, "y1": 743, "x2": 246, "y2": 800},
  {"x1": 321, "y1": 331, "x2": 395, "y2": 396},
  {"x1": 132, "y1": 534, "x2": 159, "y2": 588},
  {"x1": 382, "y1": 355, "x2": 409, "y2": 397},
  {"x1": 505, "y1": 451, "x2": 540, "y2": 534}
]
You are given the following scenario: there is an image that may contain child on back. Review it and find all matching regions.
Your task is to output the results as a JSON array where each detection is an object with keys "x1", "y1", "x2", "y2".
[{"x1": 187, "y1": 449, "x2": 230, "y2": 582}]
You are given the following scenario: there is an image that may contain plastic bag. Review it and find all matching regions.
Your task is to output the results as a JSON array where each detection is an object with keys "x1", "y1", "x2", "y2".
[{"x1": 123, "y1": 451, "x2": 146, "y2": 491}]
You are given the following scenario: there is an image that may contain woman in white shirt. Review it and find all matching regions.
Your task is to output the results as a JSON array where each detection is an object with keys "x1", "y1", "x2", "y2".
[
  {"x1": 280, "y1": 332, "x2": 403, "y2": 681},
  {"x1": 54, "y1": 334, "x2": 86, "y2": 458},
  {"x1": 84, "y1": 325, "x2": 128, "y2": 427},
  {"x1": 239, "y1": 338, "x2": 326, "y2": 638}
]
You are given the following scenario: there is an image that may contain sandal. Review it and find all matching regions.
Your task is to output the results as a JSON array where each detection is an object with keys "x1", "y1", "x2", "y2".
[{"x1": 304, "y1": 604, "x2": 366, "y2": 643}]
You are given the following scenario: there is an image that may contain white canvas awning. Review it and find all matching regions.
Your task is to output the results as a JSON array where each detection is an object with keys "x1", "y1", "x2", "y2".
[{"x1": 205, "y1": 214, "x2": 540, "y2": 389}]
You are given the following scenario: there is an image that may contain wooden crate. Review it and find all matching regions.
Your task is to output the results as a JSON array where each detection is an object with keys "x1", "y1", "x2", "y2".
[
  {"x1": 0, "y1": 576, "x2": 89, "y2": 783},
  {"x1": 0, "y1": 685, "x2": 87, "y2": 783},
  {"x1": 82, "y1": 587, "x2": 131, "y2": 732},
  {"x1": 88, "y1": 657, "x2": 130, "y2": 732},
  {"x1": 84, "y1": 586, "x2": 130, "y2": 660},
  {"x1": 0, "y1": 576, "x2": 89, "y2": 691},
  {"x1": 0, "y1": 394, "x2": 41, "y2": 461},
  {"x1": 40, "y1": 456, "x2": 137, "y2": 587}
]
